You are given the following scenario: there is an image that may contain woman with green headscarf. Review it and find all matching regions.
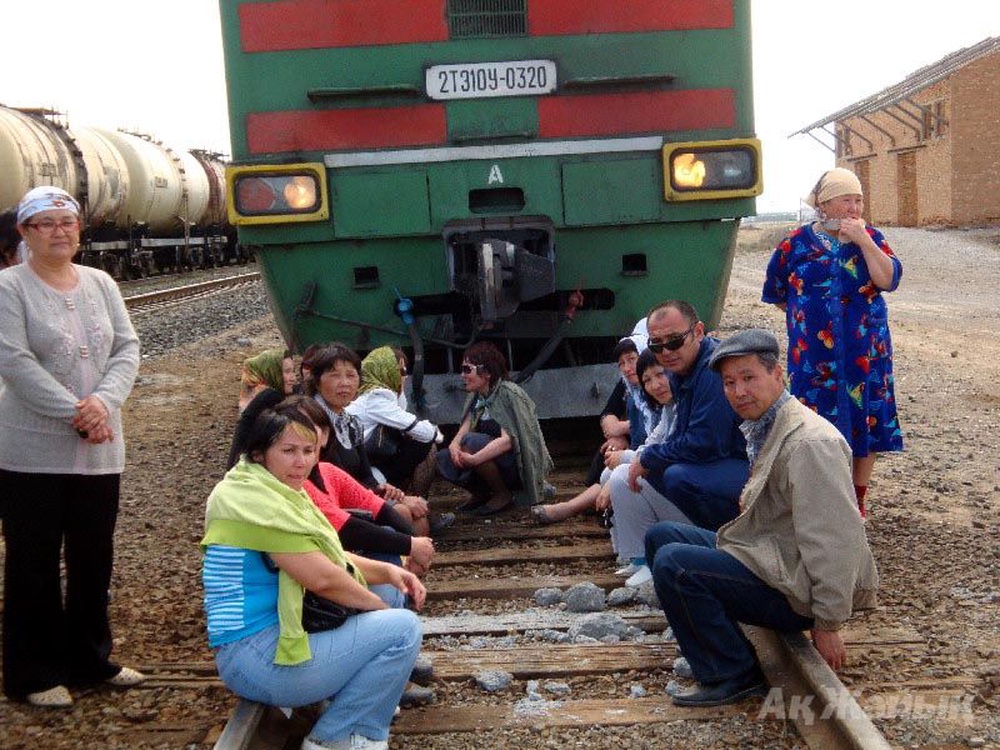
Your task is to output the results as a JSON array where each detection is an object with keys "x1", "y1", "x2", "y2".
[
  {"x1": 346, "y1": 346, "x2": 441, "y2": 497},
  {"x1": 237, "y1": 348, "x2": 297, "y2": 414}
]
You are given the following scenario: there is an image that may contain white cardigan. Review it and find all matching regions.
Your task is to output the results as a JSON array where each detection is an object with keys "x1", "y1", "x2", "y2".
[
  {"x1": 0, "y1": 263, "x2": 139, "y2": 474},
  {"x1": 346, "y1": 387, "x2": 439, "y2": 443}
]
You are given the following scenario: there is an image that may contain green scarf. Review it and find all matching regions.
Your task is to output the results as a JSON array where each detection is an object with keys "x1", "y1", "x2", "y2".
[
  {"x1": 241, "y1": 348, "x2": 286, "y2": 392},
  {"x1": 201, "y1": 459, "x2": 364, "y2": 665},
  {"x1": 465, "y1": 380, "x2": 554, "y2": 505},
  {"x1": 357, "y1": 346, "x2": 401, "y2": 396}
]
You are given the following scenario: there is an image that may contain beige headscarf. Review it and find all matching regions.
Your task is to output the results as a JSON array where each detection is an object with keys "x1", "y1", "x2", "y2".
[{"x1": 803, "y1": 168, "x2": 863, "y2": 209}]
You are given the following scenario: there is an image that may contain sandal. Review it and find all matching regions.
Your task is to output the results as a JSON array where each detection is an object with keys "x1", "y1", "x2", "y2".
[
  {"x1": 27, "y1": 685, "x2": 73, "y2": 708},
  {"x1": 530, "y1": 505, "x2": 557, "y2": 525}
]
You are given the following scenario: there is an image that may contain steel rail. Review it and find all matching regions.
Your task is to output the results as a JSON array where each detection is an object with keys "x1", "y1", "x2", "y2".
[{"x1": 123, "y1": 272, "x2": 261, "y2": 314}]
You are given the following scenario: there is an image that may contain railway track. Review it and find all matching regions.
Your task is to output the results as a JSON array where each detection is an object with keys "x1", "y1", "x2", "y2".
[
  {"x1": 123, "y1": 272, "x2": 261, "y2": 315},
  {"x1": 118, "y1": 456, "x2": 978, "y2": 750}
]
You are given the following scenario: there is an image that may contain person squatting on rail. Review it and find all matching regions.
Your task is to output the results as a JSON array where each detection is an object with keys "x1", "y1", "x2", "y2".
[
  {"x1": 0, "y1": 186, "x2": 144, "y2": 708},
  {"x1": 202, "y1": 408, "x2": 423, "y2": 750},
  {"x1": 436, "y1": 341, "x2": 554, "y2": 516},
  {"x1": 644, "y1": 329, "x2": 879, "y2": 707},
  {"x1": 613, "y1": 300, "x2": 750, "y2": 586},
  {"x1": 762, "y1": 167, "x2": 903, "y2": 516}
]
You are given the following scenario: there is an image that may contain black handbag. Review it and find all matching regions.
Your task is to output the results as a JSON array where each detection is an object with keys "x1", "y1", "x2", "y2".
[
  {"x1": 301, "y1": 591, "x2": 361, "y2": 633},
  {"x1": 366, "y1": 423, "x2": 403, "y2": 461}
]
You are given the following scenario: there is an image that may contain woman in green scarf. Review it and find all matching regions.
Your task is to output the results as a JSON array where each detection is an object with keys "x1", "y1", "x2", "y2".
[
  {"x1": 346, "y1": 346, "x2": 442, "y2": 498},
  {"x1": 436, "y1": 341, "x2": 554, "y2": 515},
  {"x1": 237, "y1": 348, "x2": 296, "y2": 413},
  {"x1": 202, "y1": 408, "x2": 423, "y2": 750}
]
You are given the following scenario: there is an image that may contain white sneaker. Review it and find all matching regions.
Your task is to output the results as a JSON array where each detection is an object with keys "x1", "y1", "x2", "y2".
[
  {"x1": 615, "y1": 562, "x2": 640, "y2": 577},
  {"x1": 625, "y1": 565, "x2": 652, "y2": 587},
  {"x1": 302, "y1": 735, "x2": 389, "y2": 750}
]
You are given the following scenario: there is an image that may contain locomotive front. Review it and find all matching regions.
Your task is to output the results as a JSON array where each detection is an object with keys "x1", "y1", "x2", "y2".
[{"x1": 220, "y1": 0, "x2": 761, "y2": 422}]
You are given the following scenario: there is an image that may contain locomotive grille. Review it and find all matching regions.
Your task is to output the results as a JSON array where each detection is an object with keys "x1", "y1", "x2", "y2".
[{"x1": 448, "y1": 0, "x2": 527, "y2": 38}]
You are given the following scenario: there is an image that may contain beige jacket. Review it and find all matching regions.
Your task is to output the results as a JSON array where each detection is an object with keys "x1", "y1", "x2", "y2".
[{"x1": 717, "y1": 398, "x2": 878, "y2": 630}]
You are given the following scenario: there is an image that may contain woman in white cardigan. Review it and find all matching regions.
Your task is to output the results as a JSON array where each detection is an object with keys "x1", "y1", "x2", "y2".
[
  {"x1": 0, "y1": 187, "x2": 142, "y2": 707},
  {"x1": 347, "y1": 346, "x2": 442, "y2": 497}
]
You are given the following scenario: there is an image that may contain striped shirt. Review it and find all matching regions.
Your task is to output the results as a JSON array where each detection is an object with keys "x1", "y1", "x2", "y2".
[{"x1": 202, "y1": 545, "x2": 280, "y2": 648}]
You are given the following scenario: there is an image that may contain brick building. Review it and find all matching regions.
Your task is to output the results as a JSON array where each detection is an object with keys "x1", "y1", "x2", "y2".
[{"x1": 794, "y1": 37, "x2": 1000, "y2": 227}]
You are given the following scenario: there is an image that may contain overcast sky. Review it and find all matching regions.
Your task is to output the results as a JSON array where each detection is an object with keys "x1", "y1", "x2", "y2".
[{"x1": 3, "y1": 2, "x2": 997, "y2": 212}]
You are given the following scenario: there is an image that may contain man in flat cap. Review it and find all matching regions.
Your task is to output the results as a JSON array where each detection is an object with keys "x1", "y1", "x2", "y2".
[{"x1": 644, "y1": 329, "x2": 879, "y2": 707}]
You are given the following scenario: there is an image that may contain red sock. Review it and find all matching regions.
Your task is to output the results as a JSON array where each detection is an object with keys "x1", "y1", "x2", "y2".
[{"x1": 854, "y1": 485, "x2": 868, "y2": 518}]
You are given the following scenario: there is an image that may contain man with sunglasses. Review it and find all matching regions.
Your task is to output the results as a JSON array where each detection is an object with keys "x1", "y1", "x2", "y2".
[{"x1": 624, "y1": 301, "x2": 748, "y2": 539}]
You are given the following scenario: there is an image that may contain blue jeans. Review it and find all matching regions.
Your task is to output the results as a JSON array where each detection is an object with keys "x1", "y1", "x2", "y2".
[
  {"x1": 647, "y1": 458, "x2": 748, "y2": 531},
  {"x1": 359, "y1": 549, "x2": 407, "y2": 609},
  {"x1": 644, "y1": 522, "x2": 813, "y2": 685},
  {"x1": 214, "y1": 610, "x2": 421, "y2": 743}
]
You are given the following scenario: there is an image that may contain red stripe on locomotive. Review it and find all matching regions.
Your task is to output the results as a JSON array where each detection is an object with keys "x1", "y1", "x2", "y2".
[
  {"x1": 246, "y1": 106, "x2": 447, "y2": 154},
  {"x1": 538, "y1": 89, "x2": 735, "y2": 138},
  {"x1": 529, "y1": 0, "x2": 733, "y2": 35},
  {"x1": 238, "y1": 0, "x2": 448, "y2": 53}
]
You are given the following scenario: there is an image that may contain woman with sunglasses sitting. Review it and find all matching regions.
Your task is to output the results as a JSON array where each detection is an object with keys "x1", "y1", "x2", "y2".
[
  {"x1": 202, "y1": 407, "x2": 424, "y2": 750},
  {"x1": 436, "y1": 342, "x2": 553, "y2": 515}
]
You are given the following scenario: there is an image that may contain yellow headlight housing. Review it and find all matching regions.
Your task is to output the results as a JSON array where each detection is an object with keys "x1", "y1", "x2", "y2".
[
  {"x1": 663, "y1": 139, "x2": 762, "y2": 202},
  {"x1": 227, "y1": 163, "x2": 329, "y2": 225}
]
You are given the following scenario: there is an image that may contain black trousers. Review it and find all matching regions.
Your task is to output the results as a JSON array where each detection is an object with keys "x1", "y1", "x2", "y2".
[
  {"x1": 368, "y1": 433, "x2": 433, "y2": 487},
  {"x1": 1, "y1": 470, "x2": 121, "y2": 699}
]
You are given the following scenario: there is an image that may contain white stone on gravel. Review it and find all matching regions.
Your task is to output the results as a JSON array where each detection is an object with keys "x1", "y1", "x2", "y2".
[
  {"x1": 629, "y1": 684, "x2": 647, "y2": 698},
  {"x1": 607, "y1": 586, "x2": 638, "y2": 606},
  {"x1": 568, "y1": 612, "x2": 629, "y2": 640},
  {"x1": 533, "y1": 587, "x2": 564, "y2": 606},
  {"x1": 673, "y1": 656, "x2": 693, "y2": 679},
  {"x1": 475, "y1": 670, "x2": 513, "y2": 692},
  {"x1": 542, "y1": 681, "x2": 570, "y2": 696},
  {"x1": 563, "y1": 581, "x2": 606, "y2": 612}
]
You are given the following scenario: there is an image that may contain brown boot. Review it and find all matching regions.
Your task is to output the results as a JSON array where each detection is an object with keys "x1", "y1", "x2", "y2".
[{"x1": 472, "y1": 460, "x2": 513, "y2": 516}]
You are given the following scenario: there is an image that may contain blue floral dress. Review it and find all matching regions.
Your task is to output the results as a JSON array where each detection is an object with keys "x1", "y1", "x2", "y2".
[{"x1": 762, "y1": 223, "x2": 903, "y2": 457}]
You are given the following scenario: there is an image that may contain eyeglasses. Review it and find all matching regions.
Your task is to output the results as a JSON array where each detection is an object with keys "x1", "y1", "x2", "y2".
[
  {"x1": 25, "y1": 217, "x2": 80, "y2": 234},
  {"x1": 460, "y1": 363, "x2": 482, "y2": 375},
  {"x1": 647, "y1": 325, "x2": 695, "y2": 353}
]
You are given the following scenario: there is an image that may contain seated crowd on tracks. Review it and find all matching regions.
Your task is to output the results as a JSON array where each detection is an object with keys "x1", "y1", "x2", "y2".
[{"x1": 0, "y1": 172, "x2": 898, "y2": 748}]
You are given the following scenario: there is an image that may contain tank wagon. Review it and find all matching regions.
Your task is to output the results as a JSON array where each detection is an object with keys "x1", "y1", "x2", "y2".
[
  {"x1": 0, "y1": 105, "x2": 243, "y2": 278},
  {"x1": 219, "y1": 0, "x2": 762, "y2": 422}
]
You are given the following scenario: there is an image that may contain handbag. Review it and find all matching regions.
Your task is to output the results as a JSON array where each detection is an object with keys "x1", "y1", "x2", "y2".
[
  {"x1": 367, "y1": 423, "x2": 403, "y2": 461},
  {"x1": 301, "y1": 591, "x2": 361, "y2": 633}
]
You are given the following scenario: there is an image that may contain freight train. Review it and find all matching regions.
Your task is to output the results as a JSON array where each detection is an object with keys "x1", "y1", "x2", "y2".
[
  {"x1": 218, "y1": 0, "x2": 762, "y2": 422},
  {"x1": 0, "y1": 105, "x2": 245, "y2": 279}
]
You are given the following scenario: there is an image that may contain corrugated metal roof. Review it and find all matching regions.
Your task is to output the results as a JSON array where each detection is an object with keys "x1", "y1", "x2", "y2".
[{"x1": 792, "y1": 35, "x2": 1000, "y2": 136}]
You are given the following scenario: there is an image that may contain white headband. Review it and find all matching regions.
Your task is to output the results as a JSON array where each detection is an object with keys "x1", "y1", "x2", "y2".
[{"x1": 17, "y1": 186, "x2": 80, "y2": 224}]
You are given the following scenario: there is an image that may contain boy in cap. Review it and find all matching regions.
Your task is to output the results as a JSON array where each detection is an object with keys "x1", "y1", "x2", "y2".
[{"x1": 644, "y1": 329, "x2": 878, "y2": 707}]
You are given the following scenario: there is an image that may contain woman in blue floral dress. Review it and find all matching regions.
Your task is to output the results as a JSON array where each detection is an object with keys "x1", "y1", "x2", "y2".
[{"x1": 762, "y1": 168, "x2": 903, "y2": 516}]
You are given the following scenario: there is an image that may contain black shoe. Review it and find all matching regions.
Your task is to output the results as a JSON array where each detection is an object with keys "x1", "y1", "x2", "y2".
[
  {"x1": 671, "y1": 669, "x2": 767, "y2": 707},
  {"x1": 455, "y1": 495, "x2": 489, "y2": 513},
  {"x1": 474, "y1": 496, "x2": 513, "y2": 516}
]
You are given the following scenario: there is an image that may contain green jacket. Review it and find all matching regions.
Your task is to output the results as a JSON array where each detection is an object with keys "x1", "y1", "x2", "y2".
[
  {"x1": 469, "y1": 380, "x2": 553, "y2": 505},
  {"x1": 717, "y1": 398, "x2": 878, "y2": 630},
  {"x1": 202, "y1": 459, "x2": 364, "y2": 665}
]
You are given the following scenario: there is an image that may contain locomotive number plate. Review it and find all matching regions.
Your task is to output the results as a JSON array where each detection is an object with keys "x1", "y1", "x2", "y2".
[{"x1": 425, "y1": 59, "x2": 557, "y2": 100}]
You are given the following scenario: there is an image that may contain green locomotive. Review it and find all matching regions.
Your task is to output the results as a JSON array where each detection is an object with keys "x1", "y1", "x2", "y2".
[{"x1": 219, "y1": 0, "x2": 761, "y2": 421}]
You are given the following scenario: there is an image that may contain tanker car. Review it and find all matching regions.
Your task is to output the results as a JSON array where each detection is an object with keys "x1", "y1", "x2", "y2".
[
  {"x1": 219, "y1": 0, "x2": 762, "y2": 422},
  {"x1": 0, "y1": 105, "x2": 245, "y2": 278}
]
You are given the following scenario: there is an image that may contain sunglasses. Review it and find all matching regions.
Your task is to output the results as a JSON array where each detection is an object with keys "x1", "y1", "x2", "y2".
[
  {"x1": 647, "y1": 325, "x2": 695, "y2": 353},
  {"x1": 460, "y1": 363, "x2": 482, "y2": 375}
]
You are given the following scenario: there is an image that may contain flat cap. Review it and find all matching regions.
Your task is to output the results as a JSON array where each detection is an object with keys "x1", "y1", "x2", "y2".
[{"x1": 709, "y1": 329, "x2": 780, "y2": 371}]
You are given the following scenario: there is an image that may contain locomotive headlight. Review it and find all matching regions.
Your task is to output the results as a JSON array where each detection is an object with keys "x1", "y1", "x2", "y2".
[
  {"x1": 662, "y1": 139, "x2": 763, "y2": 202},
  {"x1": 227, "y1": 163, "x2": 329, "y2": 225}
]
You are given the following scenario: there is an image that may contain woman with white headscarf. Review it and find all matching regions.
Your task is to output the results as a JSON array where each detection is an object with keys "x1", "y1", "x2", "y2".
[
  {"x1": 762, "y1": 168, "x2": 903, "y2": 517},
  {"x1": 0, "y1": 187, "x2": 142, "y2": 707}
]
